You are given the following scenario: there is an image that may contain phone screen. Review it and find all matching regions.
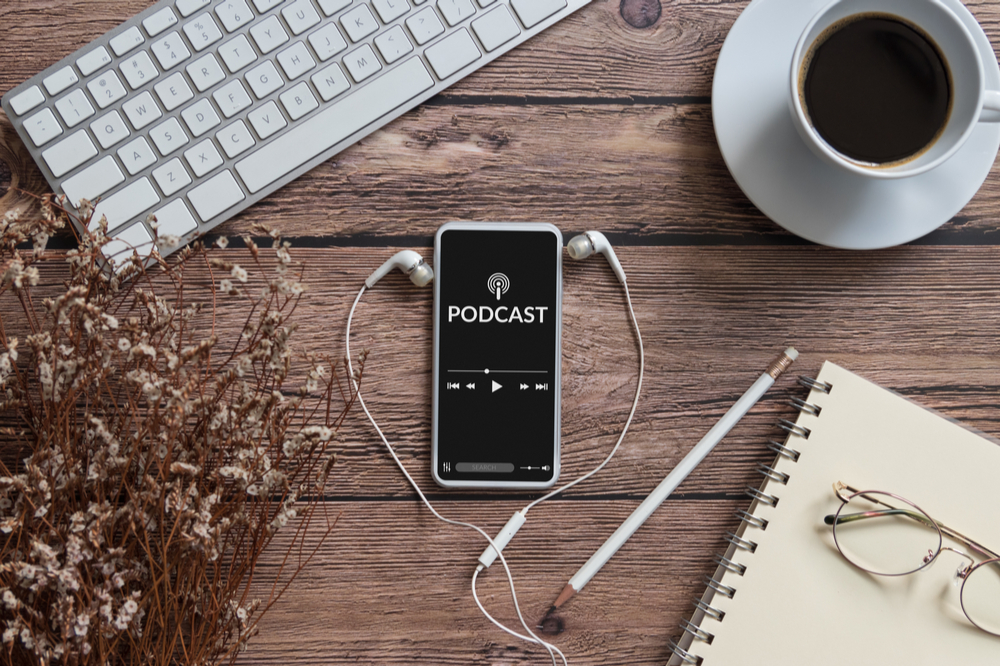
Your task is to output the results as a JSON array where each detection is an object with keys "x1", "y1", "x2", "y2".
[{"x1": 433, "y1": 224, "x2": 562, "y2": 486}]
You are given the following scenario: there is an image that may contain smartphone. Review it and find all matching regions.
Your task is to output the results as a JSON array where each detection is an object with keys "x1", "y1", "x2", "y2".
[{"x1": 432, "y1": 222, "x2": 562, "y2": 488}]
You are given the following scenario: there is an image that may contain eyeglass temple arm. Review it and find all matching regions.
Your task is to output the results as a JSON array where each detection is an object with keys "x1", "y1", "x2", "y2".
[{"x1": 825, "y1": 482, "x2": 1000, "y2": 561}]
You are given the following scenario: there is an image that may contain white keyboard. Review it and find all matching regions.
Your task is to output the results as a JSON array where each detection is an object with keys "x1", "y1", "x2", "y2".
[{"x1": 2, "y1": 0, "x2": 590, "y2": 268}]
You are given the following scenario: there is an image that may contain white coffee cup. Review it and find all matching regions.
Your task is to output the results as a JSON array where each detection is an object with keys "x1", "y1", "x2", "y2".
[{"x1": 789, "y1": 0, "x2": 1000, "y2": 179}]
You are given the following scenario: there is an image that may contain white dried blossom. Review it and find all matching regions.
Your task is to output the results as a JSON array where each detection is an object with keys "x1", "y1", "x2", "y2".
[
  {"x1": 117, "y1": 338, "x2": 131, "y2": 352},
  {"x1": 231, "y1": 265, "x2": 248, "y2": 283}
]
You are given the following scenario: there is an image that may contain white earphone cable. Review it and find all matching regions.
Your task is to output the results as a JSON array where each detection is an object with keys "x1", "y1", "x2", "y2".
[{"x1": 346, "y1": 284, "x2": 565, "y2": 665}]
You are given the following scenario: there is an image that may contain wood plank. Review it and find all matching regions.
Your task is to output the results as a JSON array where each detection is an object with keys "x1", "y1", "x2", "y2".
[
  {"x1": 4, "y1": 104, "x2": 1000, "y2": 242},
  {"x1": 5, "y1": 246, "x2": 1000, "y2": 501},
  {"x1": 236, "y1": 499, "x2": 742, "y2": 665}
]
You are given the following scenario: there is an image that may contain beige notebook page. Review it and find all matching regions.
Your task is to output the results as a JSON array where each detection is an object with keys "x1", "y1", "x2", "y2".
[{"x1": 693, "y1": 361, "x2": 1000, "y2": 665}]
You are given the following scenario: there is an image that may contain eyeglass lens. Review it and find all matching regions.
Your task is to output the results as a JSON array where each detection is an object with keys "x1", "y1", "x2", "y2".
[
  {"x1": 833, "y1": 491, "x2": 941, "y2": 576},
  {"x1": 962, "y1": 559, "x2": 1000, "y2": 636}
]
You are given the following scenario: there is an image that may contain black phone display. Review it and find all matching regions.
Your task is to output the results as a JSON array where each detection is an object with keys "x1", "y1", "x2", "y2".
[{"x1": 432, "y1": 223, "x2": 562, "y2": 488}]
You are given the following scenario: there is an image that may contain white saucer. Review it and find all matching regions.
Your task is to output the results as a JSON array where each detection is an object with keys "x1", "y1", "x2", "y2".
[{"x1": 713, "y1": 0, "x2": 1000, "y2": 249}]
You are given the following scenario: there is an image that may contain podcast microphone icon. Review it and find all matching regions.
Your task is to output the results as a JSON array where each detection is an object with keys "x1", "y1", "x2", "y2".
[{"x1": 487, "y1": 273, "x2": 510, "y2": 301}]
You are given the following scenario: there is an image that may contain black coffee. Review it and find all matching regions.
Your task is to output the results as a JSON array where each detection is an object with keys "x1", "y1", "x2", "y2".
[{"x1": 802, "y1": 15, "x2": 951, "y2": 165}]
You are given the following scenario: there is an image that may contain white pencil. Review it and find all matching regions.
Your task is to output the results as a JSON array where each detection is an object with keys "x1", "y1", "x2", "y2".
[{"x1": 551, "y1": 347, "x2": 798, "y2": 609}]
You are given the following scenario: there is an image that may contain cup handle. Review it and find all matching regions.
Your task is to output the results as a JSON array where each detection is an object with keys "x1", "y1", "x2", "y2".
[{"x1": 981, "y1": 90, "x2": 1000, "y2": 123}]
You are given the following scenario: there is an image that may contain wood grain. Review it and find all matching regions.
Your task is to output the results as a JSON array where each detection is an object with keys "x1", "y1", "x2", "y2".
[{"x1": 3, "y1": 0, "x2": 1000, "y2": 663}]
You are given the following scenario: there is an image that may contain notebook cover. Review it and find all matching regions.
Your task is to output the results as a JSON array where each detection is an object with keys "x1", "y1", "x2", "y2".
[{"x1": 689, "y1": 361, "x2": 1000, "y2": 664}]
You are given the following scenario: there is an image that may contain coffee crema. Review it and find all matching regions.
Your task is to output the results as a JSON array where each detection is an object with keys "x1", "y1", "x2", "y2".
[{"x1": 801, "y1": 14, "x2": 952, "y2": 166}]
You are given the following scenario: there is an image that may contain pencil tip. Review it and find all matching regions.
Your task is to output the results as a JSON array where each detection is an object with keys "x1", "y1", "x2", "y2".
[{"x1": 553, "y1": 583, "x2": 576, "y2": 609}]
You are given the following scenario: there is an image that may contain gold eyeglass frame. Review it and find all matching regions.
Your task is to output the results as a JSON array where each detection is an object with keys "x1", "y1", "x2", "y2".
[{"x1": 826, "y1": 481, "x2": 1000, "y2": 638}]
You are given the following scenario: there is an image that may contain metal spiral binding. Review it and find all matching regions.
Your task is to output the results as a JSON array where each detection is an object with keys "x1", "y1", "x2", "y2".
[
  {"x1": 778, "y1": 418, "x2": 811, "y2": 439},
  {"x1": 680, "y1": 618, "x2": 715, "y2": 644},
  {"x1": 713, "y1": 554, "x2": 747, "y2": 576},
  {"x1": 798, "y1": 375, "x2": 832, "y2": 393},
  {"x1": 670, "y1": 376, "x2": 834, "y2": 666},
  {"x1": 766, "y1": 439, "x2": 800, "y2": 462},
  {"x1": 694, "y1": 598, "x2": 725, "y2": 622},
  {"x1": 667, "y1": 638, "x2": 701, "y2": 665},
  {"x1": 724, "y1": 531, "x2": 757, "y2": 553},
  {"x1": 704, "y1": 575, "x2": 737, "y2": 598},
  {"x1": 735, "y1": 509, "x2": 768, "y2": 530},
  {"x1": 756, "y1": 464, "x2": 790, "y2": 484},
  {"x1": 746, "y1": 485, "x2": 779, "y2": 507},
  {"x1": 789, "y1": 396, "x2": 821, "y2": 416}
]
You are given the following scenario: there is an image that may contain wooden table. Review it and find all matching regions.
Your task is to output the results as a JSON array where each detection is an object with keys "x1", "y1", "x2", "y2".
[{"x1": 3, "y1": 0, "x2": 1000, "y2": 663}]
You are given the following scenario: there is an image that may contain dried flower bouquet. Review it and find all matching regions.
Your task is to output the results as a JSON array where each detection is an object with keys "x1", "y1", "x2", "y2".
[{"x1": 0, "y1": 198, "x2": 359, "y2": 664}]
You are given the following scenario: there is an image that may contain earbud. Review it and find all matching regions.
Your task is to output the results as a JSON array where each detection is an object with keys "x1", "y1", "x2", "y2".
[
  {"x1": 566, "y1": 231, "x2": 626, "y2": 285},
  {"x1": 365, "y1": 250, "x2": 434, "y2": 288}
]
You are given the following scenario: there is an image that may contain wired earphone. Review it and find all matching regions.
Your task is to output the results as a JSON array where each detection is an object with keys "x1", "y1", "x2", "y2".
[{"x1": 345, "y1": 230, "x2": 644, "y2": 664}]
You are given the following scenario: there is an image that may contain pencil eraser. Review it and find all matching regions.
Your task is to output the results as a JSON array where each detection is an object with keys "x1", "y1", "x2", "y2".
[{"x1": 785, "y1": 347, "x2": 799, "y2": 360}]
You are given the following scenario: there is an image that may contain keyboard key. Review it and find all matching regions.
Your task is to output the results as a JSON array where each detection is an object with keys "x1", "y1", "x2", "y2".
[
  {"x1": 77, "y1": 46, "x2": 112, "y2": 77},
  {"x1": 42, "y1": 130, "x2": 98, "y2": 178},
  {"x1": 154, "y1": 72, "x2": 194, "y2": 110},
  {"x1": 186, "y1": 53, "x2": 226, "y2": 91},
  {"x1": 88, "y1": 71, "x2": 128, "y2": 109},
  {"x1": 55, "y1": 89, "x2": 95, "y2": 128},
  {"x1": 183, "y1": 13, "x2": 224, "y2": 51},
  {"x1": 217, "y1": 120, "x2": 256, "y2": 158},
  {"x1": 9, "y1": 86, "x2": 44, "y2": 116},
  {"x1": 122, "y1": 91, "x2": 162, "y2": 130},
  {"x1": 151, "y1": 31, "x2": 192, "y2": 70},
  {"x1": 120, "y1": 51, "x2": 159, "y2": 89},
  {"x1": 90, "y1": 110, "x2": 131, "y2": 149},
  {"x1": 311, "y1": 62, "x2": 350, "y2": 101},
  {"x1": 24, "y1": 108, "x2": 63, "y2": 147},
  {"x1": 110, "y1": 26, "x2": 146, "y2": 56},
  {"x1": 187, "y1": 170, "x2": 245, "y2": 221},
  {"x1": 43, "y1": 66, "x2": 79, "y2": 96},
  {"x1": 62, "y1": 156, "x2": 124, "y2": 205},
  {"x1": 279, "y1": 82, "x2": 319, "y2": 119},
  {"x1": 282, "y1": 0, "x2": 321, "y2": 35},
  {"x1": 176, "y1": 0, "x2": 211, "y2": 18},
  {"x1": 343, "y1": 44, "x2": 381, "y2": 82},
  {"x1": 152, "y1": 158, "x2": 193, "y2": 196},
  {"x1": 247, "y1": 100, "x2": 287, "y2": 138},
  {"x1": 437, "y1": 0, "x2": 475, "y2": 27},
  {"x1": 308, "y1": 23, "x2": 347, "y2": 61},
  {"x1": 117, "y1": 136, "x2": 158, "y2": 175},
  {"x1": 249, "y1": 15, "x2": 289, "y2": 54},
  {"x1": 253, "y1": 0, "x2": 286, "y2": 11},
  {"x1": 184, "y1": 138, "x2": 224, "y2": 177},
  {"x1": 213, "y1": 80, "x2": 253, "y2": 118},
  {"x1": 236, "y1": 57, "x2": 433, "y2": 193},
  {"x1": 104, "y1": 222, "x2": 155, "y2": 270},
  {"x1": 150, "y1": 199, "x2": 198, "y2": 240},
  {"x1": 89, "y1": 178, "x2": 160, "y2": 233},
  {"x1": 425, "y1": 28, "x2": 480, "y2": 79},
  {"x1": 246, "y1": 60, "x2": 284, "y2": 98},
  {"x1": 341, "y1": 5, "x2": 379, "y2": 42},
  {"x1": 181, "y1": 98, "x2": 222, "y2": 136},
  {"x1": 144, "y1": 7, "x2": 180, "y2": 36},
  {"x1": 219, "y1": 34, "x2": 259, "y2": 72},
  {"x1": 510, "y1": 0, "x2": 566, "y2": 28},
  {"x1": 216, "y1": 0, "x2": 254, "y2": 32},
  {"x1": 277, "y1": 41, "x2": 316, "y2": 80},
  {"x1": 373, "y1": 0, "x2": 410, "y2": 23},
  {"x1": 406, "y1": 7, "x2": 444, "y2": 45},
  {"x1": 472, "y1": 5, "x2": 520, "y2": 52},
  {"x1": 375, "y1": 25, "x2": 413, "y2": 64},
  {"x1": 149, "y1": 117, "x2": 190, "y2": 155},
  {"x1": 318, "y1": 0, "x2": 353, "y2": 16}
]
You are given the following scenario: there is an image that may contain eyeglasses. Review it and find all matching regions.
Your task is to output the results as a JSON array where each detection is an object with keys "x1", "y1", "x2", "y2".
[{"x1": 825, "y1": 481, "x2": 1000, "y2": 637}]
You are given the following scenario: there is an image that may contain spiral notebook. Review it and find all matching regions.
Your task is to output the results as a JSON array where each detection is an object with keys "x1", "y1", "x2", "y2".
[{"x1": 669, "y1": 361, "x2": 1000, "y2": 665}]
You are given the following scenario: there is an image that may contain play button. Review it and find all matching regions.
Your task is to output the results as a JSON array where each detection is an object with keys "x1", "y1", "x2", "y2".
[{"x1": 492, "y1": 380, "x2": 502, "y2": 393}]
